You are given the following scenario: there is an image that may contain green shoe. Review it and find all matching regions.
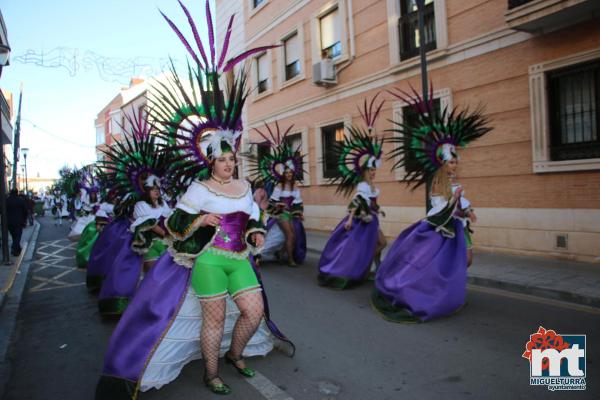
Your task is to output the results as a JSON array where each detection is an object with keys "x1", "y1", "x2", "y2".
[
  {"x1": 204, "y1": 375, "x2": 231, "y2": 395},
  {"x1": 225, "y1": 352, "x2": 255, "y2": 378}
]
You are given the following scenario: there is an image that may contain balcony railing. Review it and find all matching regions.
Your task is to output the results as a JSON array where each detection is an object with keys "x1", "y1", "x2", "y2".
[
  {"x1": 508, "y1": 0, "x2": 534, "y2": 9},
  {"x1": 505, "y1": 0, "x2": 600, "y2": 32},
  {"x1": 398, "y1": 2, "x2": 437, "y2": 61}
]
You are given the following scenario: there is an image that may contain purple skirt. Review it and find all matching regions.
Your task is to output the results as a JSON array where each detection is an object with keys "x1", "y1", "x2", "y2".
[
  {"x1": 371, "y1": 219, "x2": 467, "y2": 322},
  {"x1": 292, "y1": 218, "x2": 307, "y2": 264},
  {"x1": 318, "y1": 215, "x2": 379, "y2": 288},
  {"x1": 86, "y1": 219, "x2": 130, "y2": 292},
  {"x1": 97, "y1": 226, "x2": 143, "y2": 316}
]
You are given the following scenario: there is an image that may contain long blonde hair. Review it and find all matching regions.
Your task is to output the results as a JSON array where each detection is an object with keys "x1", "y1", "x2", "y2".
[{"x1": 431, "y1": 163, "x2": 452, "y2": 200}]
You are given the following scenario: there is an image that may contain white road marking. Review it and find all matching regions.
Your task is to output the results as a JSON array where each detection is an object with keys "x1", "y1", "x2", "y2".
[{"x1": 244, "y1": 371, "x2": 295, "y2": 400}]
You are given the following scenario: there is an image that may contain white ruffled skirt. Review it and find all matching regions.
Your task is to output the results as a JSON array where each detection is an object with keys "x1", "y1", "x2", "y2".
[
  {"x1": 68, "y1": 215, "x2": 95, "y2": 242},
  {"x1": 139, "y1": 288, "x2": 274, "y2": 392}
]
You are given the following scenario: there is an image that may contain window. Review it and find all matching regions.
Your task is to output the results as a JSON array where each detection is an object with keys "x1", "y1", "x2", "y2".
[
  {"x1": 253, "y1": 0, "x2": 265, "y2": 8},
  {"x1": 104, "y1": 110, "x2": 111, "y2": 136},
  {"x1": 548, "y1": 60, "x2": 600, "y2": 161},
  {"x1": 96, "y1": 125, "x2": 105, "y2": 146},
  {"x1": 398, "y1": 0, "x2": 436, "y2": 61},
  {"x1": 256, "y1": 53, "x2": 269, "y2": 94},
  {"x1": 321, "y1": 123, "x2": 345, "y2": 179},
  {"x1": 283, "y1": 133, "x2": 305, "y2": 181},
  {"x1": 320, "y1": 8, "x2": 342, "y2": 59},
  {"x1": 284, "y1": 33, "x2": 301, "y2": 81},
  {"x1": 256, "y1": 141, "x2": 271, "y2": 161}
]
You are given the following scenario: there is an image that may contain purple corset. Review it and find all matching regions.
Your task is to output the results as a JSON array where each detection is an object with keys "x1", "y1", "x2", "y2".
[
  {"x1": 369, "y1": 197, "x2": 379, "y2": 212},
  {"x1": 280, "y1": 196, "x2": 294, "y2": 209},
  {"x1": 212, "y1": 211, "x2": 250, "y2": 252}
]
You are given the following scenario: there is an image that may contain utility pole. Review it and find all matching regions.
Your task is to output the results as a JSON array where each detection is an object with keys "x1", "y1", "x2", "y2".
[{"x1": 11, "y1": 84, "x2": 22, "y2": 190}]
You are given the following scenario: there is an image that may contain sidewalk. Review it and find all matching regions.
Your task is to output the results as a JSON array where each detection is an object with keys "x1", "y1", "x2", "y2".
[
  {"x1": 0, "y1": 223, "x2": 40, "y2": 309},
  {"x1": 306, "y1": 230, "x2": 600, "y2": 308},
  {"x1": 0, "y1": 221, "x2": 41, "y2": 397}
]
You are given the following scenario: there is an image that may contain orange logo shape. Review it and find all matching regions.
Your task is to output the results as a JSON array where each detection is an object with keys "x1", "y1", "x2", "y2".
[{"x1": 522, "y1": 326, "x2": 570, "y2": 371}]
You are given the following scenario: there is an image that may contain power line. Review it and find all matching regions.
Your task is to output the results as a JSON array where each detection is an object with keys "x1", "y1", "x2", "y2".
[{"x1": 21, "y1": 118, "x2": 96, "y2": 148}]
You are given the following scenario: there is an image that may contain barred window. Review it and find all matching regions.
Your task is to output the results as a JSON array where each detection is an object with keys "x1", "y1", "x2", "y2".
[
  {"x1": 548, "y1": 60, "x2": 600, "y2": 161},
  {"x1": 283, "y1": 132, "x2": 304, "y2": 181},
  {"x1": 398, "y1": 0, "x2": 436, "y2": 61},
  {"x1": 322, "y1": 123, "x2": 345, "y2": 179}
]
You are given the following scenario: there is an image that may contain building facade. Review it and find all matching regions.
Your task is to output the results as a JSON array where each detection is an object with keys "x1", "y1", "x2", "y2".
[{"x1": 215, "y1": 0, "x2": 600, "y2": 262}]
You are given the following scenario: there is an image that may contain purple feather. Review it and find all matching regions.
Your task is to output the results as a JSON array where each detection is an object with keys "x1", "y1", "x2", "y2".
[
  {"x1": 222, "y1": 45, "x2": 280, "y2": 73},
  {"x1": 206, "y1": 0, "x2": 215, "y2": 67},
  {"x1": 252, "y1": 127, "x2": 272, "y2": 144},
  {"x1": 160, "y1": 10, "x2": 202, "y2": 67},
  {"x1": 217, "y1": 14, "x2": 235, "y2": 70},
  {"x1": 177, "y1": 0, "x2": 209, "y2": 68}
]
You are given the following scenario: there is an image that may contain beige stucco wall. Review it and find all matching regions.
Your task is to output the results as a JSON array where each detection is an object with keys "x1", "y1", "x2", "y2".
[{"x1": 219, "y1": 0, "x2": 600, "y2": 262}]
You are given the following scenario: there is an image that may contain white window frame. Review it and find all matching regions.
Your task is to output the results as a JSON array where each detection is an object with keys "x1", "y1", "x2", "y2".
[
  {"x1": 252, "y1": 50, "x2": 273, "y2": 100},
  {"x1": 278, "y1": 25, "x2": 306, "y2": 89},
  {"x1": 109, "y1": 109, "x2": 122, "y2": 137},
  {"x1": 311, "y1": 1, "x2": 350, "y2": 65},
  {"x1": 391, "y1": 87, "x2": 452, "y2": 180},
  {"x1": 315, "y1": 115, "x2": 352, "y2": 185},
  {"x1": 95, "y1": 123, "x2": 105, "y2": 146},
  {"x1": 386, "y1": 0, "x2": 448, "y2": 67},
  {"x1": 530, "y1": 48, "x2": 600, "y2": 173},
  {"x1": 249, "y1": 0, "x2": 269, "y2": 18}
]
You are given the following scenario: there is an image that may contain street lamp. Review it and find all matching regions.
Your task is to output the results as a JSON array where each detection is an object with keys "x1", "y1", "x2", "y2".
[
  {"x1": 22, "y1": 148, "x2": 29, "y2": 195},
  {"x1": 0, "y1": 42, "x2": 11, "y2": 263}
]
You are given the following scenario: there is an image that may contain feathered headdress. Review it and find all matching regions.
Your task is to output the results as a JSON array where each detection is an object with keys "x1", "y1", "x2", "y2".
[
  {"x1": 79, "y1": 165, "x2": 100, "y2": 197},
  {"x1": 150, "y1": 0, "x2": 278, "y2": 184},
  {"x1": 328, "y1": 95, "x2": 385, "y2": 197},
  {"x1": 58, "y1": 166, "x2": 81, "y2": 198},
  {"x1": 99, "y1": 110, "x2": 171, "y2": 213},
  {"x1": 247, "y1": 121, "x2": 305, "y2": 186},
  {"x1": 387, "y1": 85, "x2": 492, "y2": 189}
]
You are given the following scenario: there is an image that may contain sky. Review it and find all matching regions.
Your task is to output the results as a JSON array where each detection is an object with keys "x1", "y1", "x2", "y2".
[{"x1": 1, "y1": 0, "x2": 213, "y2": 180}]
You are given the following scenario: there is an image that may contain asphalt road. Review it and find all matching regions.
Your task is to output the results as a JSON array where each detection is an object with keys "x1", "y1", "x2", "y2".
[{"x1": 2, "y1": 217, "x2": 598, "y2": 400}]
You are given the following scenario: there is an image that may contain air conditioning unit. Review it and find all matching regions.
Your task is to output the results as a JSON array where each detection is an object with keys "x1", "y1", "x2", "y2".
[{"x1": 313, "y1": 59, "x2": 337, "y2": 86}]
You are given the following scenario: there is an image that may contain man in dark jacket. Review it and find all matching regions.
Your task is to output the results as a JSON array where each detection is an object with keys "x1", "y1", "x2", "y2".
[{"x1": 6, "y1": 189, "x2": 28, "y2": 256}]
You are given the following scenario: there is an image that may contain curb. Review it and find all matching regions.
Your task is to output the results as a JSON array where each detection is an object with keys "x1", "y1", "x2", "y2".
[
  {"x1": 0, "y1": 221, "x2": 41, "y2": 399},
  {"x1": 306, "y1": 246, "x2": 600, "y2": 309},
  {"x1": 467, "y1": 275, "x2": 600, "y2": 309}
]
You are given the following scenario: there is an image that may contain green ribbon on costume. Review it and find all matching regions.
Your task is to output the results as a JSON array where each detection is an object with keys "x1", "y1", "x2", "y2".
[
  {"x1": 425, "y1": 199, "x2": 458, "y2": 238},
  {"x1": 76, "y1": 222, "x2": 99, "y2": 269},
  {"x1": 167, "y1": 208, "x2": 216, "y2": 256}
]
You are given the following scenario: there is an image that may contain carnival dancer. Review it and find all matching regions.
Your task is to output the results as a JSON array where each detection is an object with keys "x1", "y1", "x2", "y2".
[
  {"x1": 95, "y1": 2, "x2": 290, "y2": 397},
  {"x1": 248, "y1": 122, "x2": 306, "y2": 267},
  {"x1": 72, "y1": 168, "x2": 102, "y2": 268},
  {"x1": 91, "y1": 112, "x2": 172, "y2": 315},
  {"x1": 51, "y1": 189, "x2": 64, "y2": 226},
  {"x1": 318, "y1": 96, "x2": 387, "y2": 288},
  {"x1": 370, "y1": 87, "x2": 491, "y2": 322}
]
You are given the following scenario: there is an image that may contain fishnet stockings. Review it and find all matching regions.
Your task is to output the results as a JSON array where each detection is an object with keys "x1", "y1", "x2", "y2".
[
  {"x1": 199, "y1": 298, "x2": 226, "y2": 378},
  {"x1": 229, "y1": 291, "x2": 264, "y2": 360}
]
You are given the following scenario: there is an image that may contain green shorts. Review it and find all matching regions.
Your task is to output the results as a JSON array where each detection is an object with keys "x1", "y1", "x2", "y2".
[
  {"x1": 464, "y1": 228, "x2": 473, "y2": 250},
  {"x1": 191, "y1": 248, "x2": 261, "y2": 300},
  {"x1": 277, "y1": 211, "x2": 292, "y2": 222},
  {"x1": 144, "y1": 240, "x2": 168, "y2": 262}
]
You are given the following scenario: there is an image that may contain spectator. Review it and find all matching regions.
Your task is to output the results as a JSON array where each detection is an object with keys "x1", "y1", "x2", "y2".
[{"x1": 6, "y1": 189, "x2": 28, "y2": 256}]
